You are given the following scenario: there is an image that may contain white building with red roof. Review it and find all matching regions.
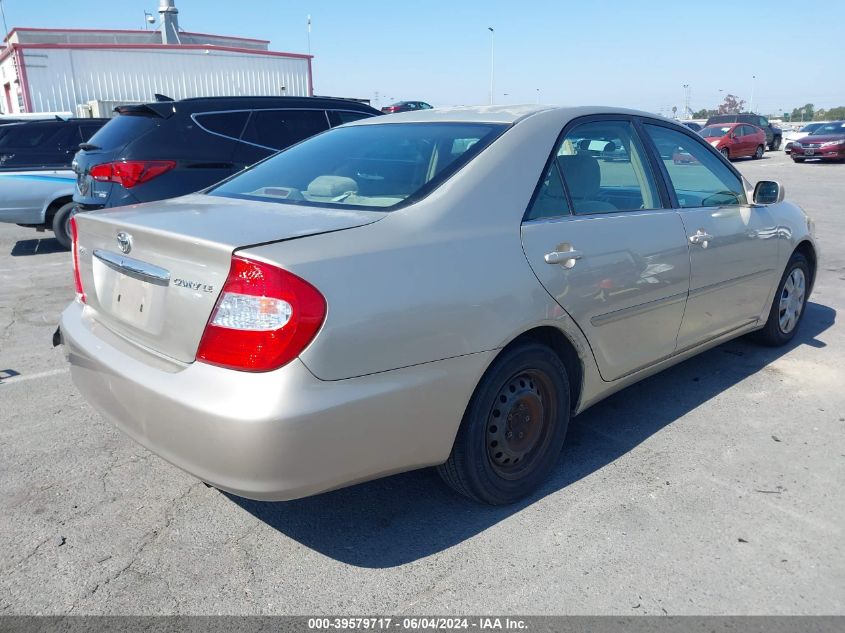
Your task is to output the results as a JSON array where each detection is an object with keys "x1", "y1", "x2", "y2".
[{"x1": 0, "y1": 0, "x2": 313, "y2": 115}]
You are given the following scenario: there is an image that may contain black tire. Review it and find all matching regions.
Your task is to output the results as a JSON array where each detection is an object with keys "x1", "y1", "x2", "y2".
[
  {"x1": 720, "y1": 147, "x2": 730, "y2": 160},
  {"x1": 50, "y1": 201, "x2": 77, "y2": 250},
  {"x1": 753, "y1": 144, "x2": 764, "y2": 160},
  {"x1": 437, "y1": 343, "x2": 570, "y2": 505},
  {"x1": 752, "y1": 252, "x2": 810, "y2": 346},
  {"x1": 769, "y1": 137, "x2": 781, "y2": 151}
]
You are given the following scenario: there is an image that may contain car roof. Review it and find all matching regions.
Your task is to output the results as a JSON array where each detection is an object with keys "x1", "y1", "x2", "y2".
[{"x1": 349, "y1": 104, "x2": 662, "y2": 126}]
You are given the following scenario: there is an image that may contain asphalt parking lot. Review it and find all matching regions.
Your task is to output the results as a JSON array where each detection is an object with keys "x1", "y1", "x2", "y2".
[{"x1": 1, "y1": 150, "x2": 843, "y2": 615}]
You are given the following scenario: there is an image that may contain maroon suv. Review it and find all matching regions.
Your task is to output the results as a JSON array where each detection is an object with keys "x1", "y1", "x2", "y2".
[{"x1": 791, "y1": 121, "x2": 845, "y2": 162}]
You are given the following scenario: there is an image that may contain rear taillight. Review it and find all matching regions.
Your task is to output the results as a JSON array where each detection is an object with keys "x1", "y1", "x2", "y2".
[
  {"x1": 196, "y1": 256, "x2": 326, "y2": 372},
  {"x1": 89, "y1": 160, "x2": 176, "y2": 189},
  {"x1": 69, "y1": 216, "x2": 85, "y2": 304}
]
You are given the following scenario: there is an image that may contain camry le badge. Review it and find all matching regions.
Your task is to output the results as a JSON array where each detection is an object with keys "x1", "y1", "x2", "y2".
[{"x1": 116, "y1": 232, "x2": 132, "y2": 254}]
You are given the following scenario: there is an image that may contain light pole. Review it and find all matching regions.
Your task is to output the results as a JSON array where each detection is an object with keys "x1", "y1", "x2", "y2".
[
  {"x1": 488, "y1": 27, "x2": 494, "y2": 105},
  {"x1": 306, "y1": 15, "x2": 312, "y2": 56},
  {"x1": 749, "y1": 74, "x2": 756, "y2": 113},
  {"x1": 536, "y1": 88, "x2": 540, "y2": 104}
]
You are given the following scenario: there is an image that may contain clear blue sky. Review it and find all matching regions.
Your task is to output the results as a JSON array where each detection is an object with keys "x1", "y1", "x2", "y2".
[{"x1": 3, "y1": 0, "x2": 844, "y2": 115}]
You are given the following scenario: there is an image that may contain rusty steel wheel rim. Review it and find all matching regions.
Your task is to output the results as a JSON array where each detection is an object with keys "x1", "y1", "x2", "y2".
[{"x1": 486, "y1": 369, "x2": 557, "y2": 479}]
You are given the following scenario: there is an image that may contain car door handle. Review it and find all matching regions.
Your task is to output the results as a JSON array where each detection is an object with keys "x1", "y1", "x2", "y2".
[
  {"x1": 544, "y1": 249, "x2": 584, "y2": 266},
  {"x1": 688, "y1": 230, "x2": 713, "y2": 247}
]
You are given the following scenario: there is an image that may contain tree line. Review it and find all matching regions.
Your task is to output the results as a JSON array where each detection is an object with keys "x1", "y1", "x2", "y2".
[{"x1": 690, "y1": 95, "x2": 845, "y2": 121}]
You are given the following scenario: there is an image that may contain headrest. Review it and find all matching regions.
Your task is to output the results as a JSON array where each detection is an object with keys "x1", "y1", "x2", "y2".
[
  {"x1": 556, "y1": 154, "x2": 601, "y2": 199},
  {"x1": 306, "y1": 175, "x2": 358, "y2": 198}
]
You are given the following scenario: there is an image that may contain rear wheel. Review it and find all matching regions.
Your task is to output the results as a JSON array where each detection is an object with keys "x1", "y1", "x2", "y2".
[
  {"x1": 50, "y1": 201, "x2": 77, "y2": 250},
  {"x1": 437, "y1": 343, "x2": 570, "y2": 505},
  {"x1": 753, "y1": 252, "x2": 810, "y2": 346},
  {"x1": 753, "y1": 144, "x2": 764, "y2": 159}
]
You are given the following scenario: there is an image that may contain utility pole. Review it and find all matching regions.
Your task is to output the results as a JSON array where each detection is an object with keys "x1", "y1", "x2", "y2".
[
  {"x1": 0, "y1": 0, "x2": 9, "y2": 47},
  {"x1": 682, "y1": 84, "x2": 690, "y2": 119},
  {"x1": 488, "y1": 27, "x2": 495, "y2": 105}
]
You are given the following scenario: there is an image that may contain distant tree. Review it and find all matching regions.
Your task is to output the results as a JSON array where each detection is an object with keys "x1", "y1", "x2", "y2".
[
  {"x1": 814, "y1": 109, "x2": 826, "y2": 121},
  {"x1": 820, "y1": 106, "x2": 845, "y2": 120},
  {"x1": 692, "y1": 107, "x2": 718, "y2": 119},
  {"x1": 790, "y1": 103, "x2": 815, "y2": 121},
  {"x1": 717, "y1": 94, "x2": 745, "y2": 115}
]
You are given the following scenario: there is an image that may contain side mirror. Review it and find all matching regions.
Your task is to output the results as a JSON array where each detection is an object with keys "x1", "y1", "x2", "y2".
[{"x1": 754, "y1": 180, "x2": 785, "y2": 205}]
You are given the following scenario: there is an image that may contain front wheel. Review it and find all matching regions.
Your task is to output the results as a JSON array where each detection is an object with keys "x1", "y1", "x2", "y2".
[
  {"x1": 753, "y1": 252, "x2": 810, "y2": 346},
  {"x1": 437, "y1": 343, "x2": 570, "y2": 505},
  {"x1": 720, "y1": 148, "x2": 730, "y2": 160},
  {"x1": 51, "y1": 201, "x2": 77, "y2": 250},
  {"x1": 792, "y1": 157, "x2": 805, "y2": 163},
  {"x1": 753, "y1": 145, "x2": 764, "y2": 159}
]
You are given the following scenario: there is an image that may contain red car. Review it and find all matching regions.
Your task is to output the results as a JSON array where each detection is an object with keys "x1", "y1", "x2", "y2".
[
  {"x1": 791, "y1": 121, "x2": 845, "y2": 162},
  {"x1": 699, "y1": 123, "x2": 766, "y2": 160}
]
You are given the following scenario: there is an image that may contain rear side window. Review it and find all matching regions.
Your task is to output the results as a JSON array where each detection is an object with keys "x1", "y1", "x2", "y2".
[
  {"x1": 328, "y1": 110, "x2": 375, "y2": 126},
  {"x1": 553, "y1": 120, "x2": 660, "y2": 215},
  {"x1": 194, "y1": 111, "x2": 249, "y2": 140},
  {"x1": 210, "y1": 122, "x2": 506, "y2": 210},
  {"x1": 0, "y1": 124, "x2": 57, "y2": 148},
  {"x1": 55, "y1": 126, "x2": 82, "y2": 150},
  {"x1": 240, "y1": 110, "x2": 330, "y2": 150},
  {"x1": 79, "y1": 124, "x2": 103, "y2": 142},
  {"x1": 86, "y1": 115, "x2": 158, "y2": 150},
  {"x1": 643, "y1": 124, "x2": 746, "y2": 208}
]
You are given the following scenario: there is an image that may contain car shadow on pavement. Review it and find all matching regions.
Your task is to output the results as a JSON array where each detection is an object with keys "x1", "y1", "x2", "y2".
[
  {"x1": 229, "y1": 301, "x2": 835, "y2": 569},
  {"x1": 11, "y1": 237, "x2": 65, "y2": 256}
]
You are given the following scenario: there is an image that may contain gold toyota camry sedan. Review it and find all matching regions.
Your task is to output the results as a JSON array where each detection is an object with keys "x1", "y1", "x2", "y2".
[{"x1": 59, "y1": 105, "x2": 817, "y2": 504}]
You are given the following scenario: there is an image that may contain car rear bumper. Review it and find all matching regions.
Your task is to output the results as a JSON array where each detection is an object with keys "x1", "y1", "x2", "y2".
[{"x1": 59, "y1": 301, "x2": 489, "y2": 500}]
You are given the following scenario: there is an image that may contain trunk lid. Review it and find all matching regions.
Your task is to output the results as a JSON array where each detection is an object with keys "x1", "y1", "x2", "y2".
[{"x1": 75, "y1": 193, "x2": 384, "y2": 363}]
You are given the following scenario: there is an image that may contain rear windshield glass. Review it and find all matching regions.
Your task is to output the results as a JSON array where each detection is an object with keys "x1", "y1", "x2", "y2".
[
  {"x1": 701, "y1": 126, "x2": 731, "y2": 138},
  {"x1": 209, "y1": 122, "x2": 507, "y2": 210},
  {"x1": 85, "y1": 114, "x2": 158, "y2": 150}
]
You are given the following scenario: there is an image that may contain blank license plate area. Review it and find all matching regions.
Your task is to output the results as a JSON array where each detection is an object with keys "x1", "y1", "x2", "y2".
[{"x1": 92, "y1": 257, "x2": 167, "y2": 334}]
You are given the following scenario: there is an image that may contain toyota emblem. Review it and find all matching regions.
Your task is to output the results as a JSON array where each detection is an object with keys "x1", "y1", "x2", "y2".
[{"x1": 116, "y1": 232, "x2": 132, "y2": 254}]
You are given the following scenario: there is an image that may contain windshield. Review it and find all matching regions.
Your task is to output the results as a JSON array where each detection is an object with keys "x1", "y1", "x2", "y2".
[
  {"x1": 810, "y1": 122, "x2": 845, "y2": 136},
  {"x1": 209, "y1": 122, "x2": 506, "y2": 210},
  {"x1": 800, "y1": 123, "x2": 822, "y2": 133},
  {"x1": 701, "y1": 126, "x2": 731, "y2": 138}
]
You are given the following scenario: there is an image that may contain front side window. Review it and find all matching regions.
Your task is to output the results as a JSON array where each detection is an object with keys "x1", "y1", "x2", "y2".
[
  {"x1": 644, "y1": 124, "x2": 746, "y2": 208},
  {"x1": 553, "y1": 120, "x2": 660, "y2": 215},
  {"x1": 210, "y1": 122, "x2": 506, "y2": 210}
]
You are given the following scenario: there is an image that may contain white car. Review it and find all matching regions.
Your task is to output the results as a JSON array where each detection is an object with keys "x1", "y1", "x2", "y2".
[{"x1": 783, "y1": 123, "x2": 824, "y2": 153}]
